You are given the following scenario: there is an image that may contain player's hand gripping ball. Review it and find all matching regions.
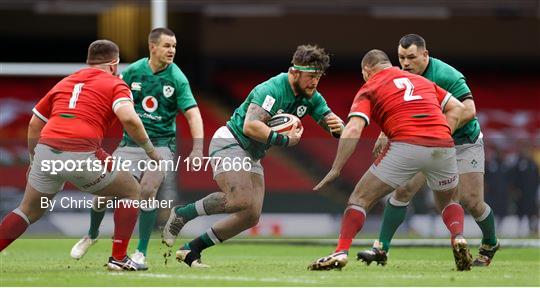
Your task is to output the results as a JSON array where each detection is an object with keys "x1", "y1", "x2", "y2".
[{"x1": 267, "y1": 113, "x2": 302, "y2": 134}]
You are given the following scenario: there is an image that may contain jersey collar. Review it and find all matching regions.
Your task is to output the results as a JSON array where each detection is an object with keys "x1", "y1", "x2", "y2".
[
  {"x1": 421, "y1": 57, "x2": 432, "y2": 77},
  {"x1": 145, "y1": 57, "x2": 170, "y2": 75}
]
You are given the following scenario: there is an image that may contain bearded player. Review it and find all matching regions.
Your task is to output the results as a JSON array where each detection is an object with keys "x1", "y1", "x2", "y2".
[
  {"x1": 161, "y1": 45, "x2": 345, "y2": 267},
  {"x1": 358, "y1": 34, "x2": 499, "y2": 267}
]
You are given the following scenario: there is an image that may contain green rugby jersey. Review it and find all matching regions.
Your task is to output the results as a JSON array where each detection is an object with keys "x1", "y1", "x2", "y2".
[
  {"x1": 119, "y1": 58, "x2": 197, "y2": 151},
  {"x1": 422, "y1": 57, "x2": 481, "y2": 145},
  {"x1": 226, "y1": 73, "x2": 332, "y2": 160}
]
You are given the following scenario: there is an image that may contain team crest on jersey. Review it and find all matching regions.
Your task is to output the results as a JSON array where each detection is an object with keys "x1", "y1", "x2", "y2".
[
  {"x1": 131, "y1": 82, "x2": 142, "y2": 91},
  {"x1": 163, "y1": 85, "x2": 175, "y2": 98},
  {"x1": 142, "y1": 96, "x2": 158, "y2": 113},
  {"x1": 296, "y1": 105, "x2": 307, "y2": 117},
  {"x1": 276, "y1": 109, "x2": 284, "y2": 114}
]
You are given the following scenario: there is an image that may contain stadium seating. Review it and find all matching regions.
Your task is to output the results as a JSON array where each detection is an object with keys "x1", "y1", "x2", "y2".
[
  {"x1": 0, "y1": 73, "x2": 538, "y2": 194},
  {"x1": 212, "y1": 70, "x2": 540, "y2": 184}
]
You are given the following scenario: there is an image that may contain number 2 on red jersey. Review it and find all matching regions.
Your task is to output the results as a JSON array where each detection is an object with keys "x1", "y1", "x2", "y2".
[{"x1": 393, "y1": 77, "x2": 422, "y2": 102}]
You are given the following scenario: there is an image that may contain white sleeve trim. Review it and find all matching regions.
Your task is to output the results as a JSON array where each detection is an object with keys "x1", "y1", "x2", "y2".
[
  {"x1": 32, "y1": 107, "x2": 48, "y2": 123},
  {"x1": 112, "y1": 97, "x2": 133, "y2": 113},
  {"x1": 440, "y1": 92, "x2": 452, "y2": 111},
  {"x1": 348, "y1": 112, "x2": 370, "y2": 126}
]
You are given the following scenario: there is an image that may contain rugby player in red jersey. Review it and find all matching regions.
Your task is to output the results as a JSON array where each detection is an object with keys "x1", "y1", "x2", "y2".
[
  {"x1": 0, "y1": 40, "x2": 160, "y2": 271},
  {"x1": 308, "y1": 49, "x2": 473, "y2": 271}
]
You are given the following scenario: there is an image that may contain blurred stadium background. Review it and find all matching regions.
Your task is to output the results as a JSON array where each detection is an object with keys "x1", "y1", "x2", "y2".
[{"x1": 0, "y1": 0, "x2": 538, "y2": 243}]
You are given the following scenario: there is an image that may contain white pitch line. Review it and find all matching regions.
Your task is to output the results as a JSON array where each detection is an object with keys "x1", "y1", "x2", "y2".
[{"x1": 102, "y1": 272, "x2": 320, "y2": 284}]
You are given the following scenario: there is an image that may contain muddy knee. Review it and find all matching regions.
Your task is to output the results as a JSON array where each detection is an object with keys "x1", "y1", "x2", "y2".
[
  {"x1": 394, "y1": 185, "x2": 415, "y2": 203},
  {"x1": 124, "y1": 180, "x2": 141, "y2": 200},
  {"x1": 243, "y1": 206, "x2": 262, "y2": 228},
  {"x1": 225, "y1": 185, "x2": 254, "y2": 212},
  {"x1": 140, "y1": 183, "x2": 158, "y2": 200},
  {"x1": 462, "y1": 198, "x2": 486, "y2": 217},
  {"x1": 353, "y1": 193, "x2": 379, "y2": 211}
]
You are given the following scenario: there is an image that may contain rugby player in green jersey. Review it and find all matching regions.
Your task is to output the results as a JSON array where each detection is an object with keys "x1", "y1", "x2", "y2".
[
  {"x1": 162, "y1": 45, "x2": 345, "y2": 267},
  {"x1": 358, "y1": 34, "x2": 499, "y2": 267},
  {"x1": 71, "y1": 28, "x2": 204, "y2": 266}
]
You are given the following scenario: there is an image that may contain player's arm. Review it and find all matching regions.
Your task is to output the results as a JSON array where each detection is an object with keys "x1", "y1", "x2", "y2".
[
  {"x1": 318, "y1": 112, "x2": 345, "y2": 138},
  {"x1": 114, "y1": 101, "x2": 161, "y2": 161},
  {"x1": 314, "y1": 117, "x2": 366, "y2": 190},
  {"x1": 330, "y1": 117, "x2": 366, "y2": 171},
  {"x1": 243, "y1": 103, "x2": 302, "y2": 147},
  {"x1": 27, "y1": 115, "x2": 46, "y2": 162},
  {"x1": 183, "y1": 107, "x2": 204, "y2": 158},
  {"x1": 446, "y1": 74, "x2": 474, "y2": 128},
  {"x1": 442, "y1": 96, "x2": 465, "y2": 134},
  {"x1": 436, "y1": 84, "x2": 464, "y2": 134},
  {"x1": 372, "y1": 131, "x2": 388, "y2": 159},
  {"x1": 456, "y1": 98, "x2": 476, "y2": 129}
]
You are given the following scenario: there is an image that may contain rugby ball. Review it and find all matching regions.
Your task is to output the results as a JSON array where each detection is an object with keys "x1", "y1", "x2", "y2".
[{"x1": 267, "y1": 113, "x2": 302, "y2": 134}]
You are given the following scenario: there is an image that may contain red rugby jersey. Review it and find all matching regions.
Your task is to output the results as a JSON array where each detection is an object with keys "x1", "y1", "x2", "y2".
[
  {"x1": 33, "y1": 68, "x2": 132, "y2": 151},
  {"x1": 349, "y1": 67, "x2": 454, "y2": 147}
]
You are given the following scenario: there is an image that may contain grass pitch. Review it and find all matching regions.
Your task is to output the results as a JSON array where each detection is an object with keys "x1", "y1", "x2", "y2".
[{"x1": 1, "y1": 238, "x2": 539, "y2": 286}]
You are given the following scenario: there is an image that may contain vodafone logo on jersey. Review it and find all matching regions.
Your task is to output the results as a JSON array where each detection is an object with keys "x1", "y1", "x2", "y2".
[{"x1": 142, "y1": 96, "x2": 158, "y2": 113}]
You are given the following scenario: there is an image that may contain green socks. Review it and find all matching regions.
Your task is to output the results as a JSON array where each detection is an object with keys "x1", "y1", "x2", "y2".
[
  {"x1": 88, "y1": 207, "x2": 106, "y2": 239},
  {"x1": 378, "y1": 197, "x2": 408, "y2": 252},
  {"x1": 137, "y1": 208, "x2": 158, "y2": 256},
  {"x1": 475, "y1": 204, "x2": 498, "y2": 246},
  {"x1": 184, "y1": 228, "x2": 222, "y2": 254},
  {"x1": 175, "y1": 200, "x2": 206, "y2": 222}
]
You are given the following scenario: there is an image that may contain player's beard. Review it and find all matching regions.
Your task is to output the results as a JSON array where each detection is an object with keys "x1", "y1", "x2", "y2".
[{"x1": 293, "y1": 79, "x2": 313, "y2": 98}]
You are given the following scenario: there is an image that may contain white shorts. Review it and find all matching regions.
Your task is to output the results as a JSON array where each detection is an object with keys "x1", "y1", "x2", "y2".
[
  {"x1": 28, "y1": 144, "x2": 118, "y2": 194},
  {"x1": 113, "y1": 146, "x2": 174, "y2": 180},
  {"x1": 456, "y1": 134, "x2": 485, "y2": 174},
  {"x1": 208, "y1": 126, "x2": 264, "y2": 179},
  {"x1": 370, "y1": 142, "x2": 458, "y2": 191}
]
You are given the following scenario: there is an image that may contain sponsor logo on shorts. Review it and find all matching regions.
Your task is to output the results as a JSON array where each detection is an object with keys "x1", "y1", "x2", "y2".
[
  {"x1": 439, "y1": 174, "x2": 457, "y2": 186},
  {"x1": 470, "y1": 159, "x2": 478, "y2": 168},
  {"x1": 81, "y1": 173, "x2": 106, "y2": 189}
]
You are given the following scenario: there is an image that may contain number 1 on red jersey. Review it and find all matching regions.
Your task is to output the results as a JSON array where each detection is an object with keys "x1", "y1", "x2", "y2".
[{"x1": 69, "y1": 83, "x2": 84, "y2": 109}]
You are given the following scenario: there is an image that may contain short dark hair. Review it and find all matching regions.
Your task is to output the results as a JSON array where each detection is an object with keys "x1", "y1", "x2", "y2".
[
  {"x1": 399, "y1": 34, "x2": 426, "y2": 49},
  {"x1": 86, "y1": 39, "x2": 119, "y2": 65},
  {"x1": 291, "y1": 44, "x2": 330, "y2": 73},
  {"x1": 361, "y1": 49, "x2": 391, "y2": 69},
  {"x1": 149, "y1": 27, "x2": 175, "y2": 44}
]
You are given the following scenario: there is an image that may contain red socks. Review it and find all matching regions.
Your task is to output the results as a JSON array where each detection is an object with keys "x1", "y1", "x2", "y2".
[
  {"x1": 0, "y1": 209, "x2": 30, "y2": 252},
  {"x1": 112, "y1": 201, "x2": 138, "y2": 260},
  {"x1": 335, "y1": 205, "x2": 366, "y2": 252},
  {"x1": 442, "y1": 203, "x2": 465, "y2": 243}
]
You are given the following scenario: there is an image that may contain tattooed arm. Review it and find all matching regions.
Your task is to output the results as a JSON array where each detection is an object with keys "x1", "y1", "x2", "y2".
[
  {"x1": 243, "y1": 103, "x2": 304, "y2": 146},
  {"x1": 318, "y1": 112, "x2": 345, "y2": 138},
  {"x1": 242, "y1": 103, "x2": 273, "y2": 143}
]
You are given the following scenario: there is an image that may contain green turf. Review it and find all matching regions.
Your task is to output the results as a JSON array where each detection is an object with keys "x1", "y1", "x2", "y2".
[{"x1": 1, "y1": 239, "x2": 539, "y2": 286}]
